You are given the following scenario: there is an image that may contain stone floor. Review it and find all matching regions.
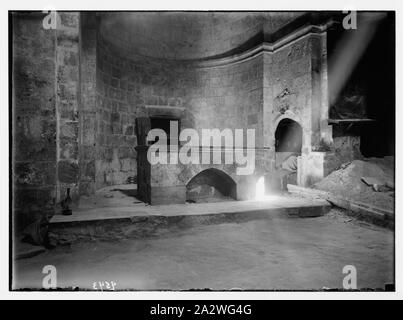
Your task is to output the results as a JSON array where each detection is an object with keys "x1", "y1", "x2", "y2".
[{"x1": 13, "y1": 209, "x2": 394, "y2": 290}]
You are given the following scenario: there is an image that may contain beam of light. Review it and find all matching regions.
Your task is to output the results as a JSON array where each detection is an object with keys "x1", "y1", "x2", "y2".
[
  {"x1": 255, "y1": 176, "x2": 266, "y2": 200},
  {"x1": 255, "y1": 177, "x2": 281, "y2": 201},
  {"x1": 255, "y1": 177, "x2": 281, "y2": 202},
  {"x1": 328, "y1": 12, "x2": 386, "y2": 106}
]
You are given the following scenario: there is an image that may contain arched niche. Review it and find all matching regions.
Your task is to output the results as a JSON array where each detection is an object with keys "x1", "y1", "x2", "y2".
[{"x1": 186, "y1": 168, "x2": 237, "y2": 203}]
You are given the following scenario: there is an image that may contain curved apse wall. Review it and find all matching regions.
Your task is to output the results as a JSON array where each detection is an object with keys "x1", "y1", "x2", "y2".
[
  {"x1": 91, "y1": 11, "x2": 321, "y2": 191},
  {"x1": 94, "y1": 31, "x2": 265, "y2": 190},
  {"x1": 99, "y1": 12, "x2": 304, "y2": 60},
  {"x1": 95, "y1": 33, "x2": 190, "y2": 189}
]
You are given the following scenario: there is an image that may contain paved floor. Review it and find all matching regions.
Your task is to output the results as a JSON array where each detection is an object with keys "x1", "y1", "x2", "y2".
[{"x1": 13, "y1": 209, "x2": 394, "y2": 290}]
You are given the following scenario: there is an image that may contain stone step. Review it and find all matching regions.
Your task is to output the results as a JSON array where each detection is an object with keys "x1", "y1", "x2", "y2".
[{"x1": 48, "y1": 196, "x2": 331, "y2": 242}]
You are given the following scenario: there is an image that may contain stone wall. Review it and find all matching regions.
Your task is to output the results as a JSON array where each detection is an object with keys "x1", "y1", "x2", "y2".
[
  {"x1": 265, "y1": 36, "x2": 314, "y2": 152},
  {"x1": 95, "y1": 36, "x2": 188, "y2": 189},
  {"x1": 182, "y1": 56, "x2": 264, "y2": 147},
  {"x1": 100, "y1": 31, "x2": 334, "y2": 196},
  {"x1": 93, "y1": 32, "x2": 268, "y2": 198},
  {"x1": 12, "y1": 12, "x2": 83, "y2": 228},
  {"x1": 12, "y1": 13, "x2": 57, "y2": 230},
  {"x1": 263, "y1": 33, "x2": 333, "y2": 186},
  {"x1": 143, "y1": 56, "x2": 269, "y2": 201},
  {"x1": 55, "y1": 12, "x2": 81, "y2": 206},
  {"x1": 79, "y1": 12, "x2": 97, "y2": 196},
  {"x1": 91, "y1": 14, "x2": 338, "y2": 195}
]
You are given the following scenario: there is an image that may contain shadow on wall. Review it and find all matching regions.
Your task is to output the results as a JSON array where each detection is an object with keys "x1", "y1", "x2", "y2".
[{"x1": 186, "y1": 168, "x2": 237, "y2": 203}]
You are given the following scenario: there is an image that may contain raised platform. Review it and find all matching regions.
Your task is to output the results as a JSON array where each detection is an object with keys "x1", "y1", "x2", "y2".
[{"x1": 50, "y1": 195, "x2": 331, "y2": 225}]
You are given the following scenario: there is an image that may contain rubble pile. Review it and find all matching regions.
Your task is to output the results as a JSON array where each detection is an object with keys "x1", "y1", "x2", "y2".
[{"x1": 313, "y1": 157, "x2": 394, "y2": 211}]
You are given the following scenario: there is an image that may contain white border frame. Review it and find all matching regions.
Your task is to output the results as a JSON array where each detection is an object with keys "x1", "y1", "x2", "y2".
[{"x1": 2, "y1": 0, "x2": 401, "y2": 300}]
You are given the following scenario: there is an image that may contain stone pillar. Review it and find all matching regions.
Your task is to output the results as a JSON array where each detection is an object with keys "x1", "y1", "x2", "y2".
[
  {"x1": 309, "y1": 33, "x2": 333, "y2": 151},
  {"x1": 55, "y1": 12, "x2": 80, "y2": 206},
  {"x1": 298, "y1": 32, "x2": 333, "y2": 186},
  {"x1": 262, "y1": 51, "x2": 276, "y2": 172}
]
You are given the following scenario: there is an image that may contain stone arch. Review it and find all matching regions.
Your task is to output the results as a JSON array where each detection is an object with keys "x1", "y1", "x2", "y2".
[
  {"x1": 182, "y1": 164, "x2": 239, "y2": 186},
  {"x1": 185, "y1": 168, "x2": 237, "y2": 203},
  {"x1": 273, "y1": 111, "x2": 302, "y2": 135}
]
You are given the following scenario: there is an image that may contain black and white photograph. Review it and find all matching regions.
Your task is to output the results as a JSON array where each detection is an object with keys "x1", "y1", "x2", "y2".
[{"x1": 4, "y1": 1, "x2": 401, "y2": 301}]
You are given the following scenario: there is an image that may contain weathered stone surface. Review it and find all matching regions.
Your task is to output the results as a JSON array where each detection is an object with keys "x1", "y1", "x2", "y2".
[
  {"x1": 79, "y1": 181, "x2": 95, "y2": 196},
  {"x1": 60, "y1": 121, "x2": 78, "y2": 139},
  {"x1": 12, "y1": 13, "x2": 57, "y2": 230},
  {"x1": 95, "y1": 35, "x2": 182, "y2": 188},
  {"x1": 58, "y1": 160, "x2": 79, "y2": 183},
  {"x1": 59, "y1": 137, "x2": 78, "y2": 159},
  {"x1": 81, "y1": 145, "x2": 95, "y2": 160},
  {"x1": 15, "y1": 162, "x2": 56, "y2": 186},
  {"x1": 85, "y1": 160, "x2": 96, "y2": 178},
  {"x1": 54, "y1": 12, "x2": 80, "y2": 203}
]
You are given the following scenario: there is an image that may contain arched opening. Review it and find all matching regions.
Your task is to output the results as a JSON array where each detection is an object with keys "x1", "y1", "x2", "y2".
[
  {"x1": 275, "y1": 118, "x2": 303, "y2": 153},
  {"x1": 272, "y1": 118, "x2": 302, "y2": 191},
  {"x1": 186, "y1": 168, "x2": 237, "y2": 203},
  {"x1": 275, "y1": 118, "x2": 302, "y2": 167}
]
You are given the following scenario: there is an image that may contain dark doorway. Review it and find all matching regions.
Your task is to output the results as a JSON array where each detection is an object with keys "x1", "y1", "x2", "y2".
[
  {"x1": 275, "y1": 119, "x2": 302, "y2": 153},
  {"x1": 273, "y1": 118, "x2": 302, "y2": 191},
  {"x1": 149, "y1": 117, "x2": 179, "y2": 145}
]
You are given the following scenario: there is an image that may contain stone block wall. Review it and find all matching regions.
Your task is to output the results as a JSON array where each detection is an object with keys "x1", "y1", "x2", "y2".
[
  {"x1": 12, "y1": 13, "x2": 57, "y2": 230},
  {"x1": 92, "y1": 32, "x2": 268, "y2": 196},
  {"x1": 95, "y1": 36, "x2": 187, "y2": 189},
  {"x1": 143, "y1": 56, "x2": 267, "y2": 200},
  {"x1": 55, "y1": 12, "x2": 80, "y2": 205},
  {"x1": 91, "y1": 14, "x2": 338, "y2": 194},
  {"x1": 94, "y1": 31, "x2": 335, "y2": 194},
  {"x1": 12, "y1": 12, "x2": 83, "y2": 229},
  {"x1": 264, "y1": 34, "x2": 332, "y2": 152},
  {"x1": 79, "y1": 12, "x2": 97, "y2": 196},
  {"x1": 263, "y1": 33, "x2": 333, "y2": 186},
  {"x1": 265, "y1": 36, "x2": 314, "y2": 151},
  {"x1": 181, "y1": 56, "x2": 264, "y2": 148}
]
